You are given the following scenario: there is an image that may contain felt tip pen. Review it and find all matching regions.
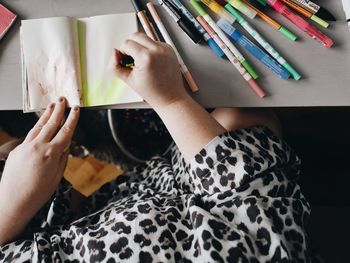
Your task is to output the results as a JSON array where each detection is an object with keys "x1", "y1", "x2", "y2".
[
  {"x1": 159, "y1": 0, "x2": 202, "y2": 44},
  {"x1": 241, "y1": 0, "x2": 297, "y2": 41},
  {"x1": 131, "y1": 0, "x2": 158, "y2": 41},
  {"x1": 172, "y1": 0, "x2": 224, "y2": 57},
  {"x1": 279, "y1": 0, "x2": 329, "y2": 28},
  {"x1": 147, "y1": 2, "x2": 199, "y2": 92},
  {"x1": 287, "y1": 0, "x2": 336, "y2": 21},
  {"x1": 200, "y1": 0, "x2": 236, "y2": 24},
  {"x1": 264, "y1": 0, "x2": 333, "y2": 47},
  {"x1": 192, "y1": 0, "x2": 258, "y2": 79},
  {"x1": 225, "y1": 3, "x2": 301, "y2": 80},
  {"x1": 227, "y1": 0, "x2": 257, "y2": 19},
  {"x1": 196, "y1": 15, "x2": 266, "y2": 98},
  {"x1": 115, "y1": 50, "x2": 135, "y2": 68},
  {"x1": 217, "y1": 18, "x2": 290, "y2": 79}
]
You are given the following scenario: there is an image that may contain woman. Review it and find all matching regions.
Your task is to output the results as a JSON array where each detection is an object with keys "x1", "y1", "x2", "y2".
[{"x1": 0, "y1": 33, "x2": 311, "y2": 262}]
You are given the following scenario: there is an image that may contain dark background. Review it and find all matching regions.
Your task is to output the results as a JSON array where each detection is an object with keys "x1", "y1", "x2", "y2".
[{"x1": 1, "y1": 107, "x2": 349, "y2": 262}]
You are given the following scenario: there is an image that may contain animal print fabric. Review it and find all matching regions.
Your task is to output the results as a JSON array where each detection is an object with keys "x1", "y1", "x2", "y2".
[{"x1": 0, "y1": 126, "x2": 312, "y2": 262}]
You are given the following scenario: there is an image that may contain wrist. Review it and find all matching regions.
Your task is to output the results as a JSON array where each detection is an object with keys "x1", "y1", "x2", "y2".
[{"x1": 152, "y1": 92, "x2": 194, "y2": 113}]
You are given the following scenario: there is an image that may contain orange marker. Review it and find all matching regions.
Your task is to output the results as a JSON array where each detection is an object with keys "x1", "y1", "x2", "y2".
[{"x1": 241, "y1": 0, "x2": 297, "y2": 41}]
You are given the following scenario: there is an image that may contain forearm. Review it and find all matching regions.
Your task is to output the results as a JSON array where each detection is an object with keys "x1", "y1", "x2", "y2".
[
  {"x1": 155, "y1": 95, "x2": 226, "y2": 161},
  {"x1": 0, "y1": 193, "x2": 29, "y2": 246}
]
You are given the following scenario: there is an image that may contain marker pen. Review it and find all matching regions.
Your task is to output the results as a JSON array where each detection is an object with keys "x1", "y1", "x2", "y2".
[
  {"x1": 280, "y1": 0, "x2": 329, "y2": 28},
  {"x1": 288, "y1": 0, "x2": 336, "y2": 21},
  {"x1": 147, "y1": 2, "x2": 199, "y2": 92},
  {"x1": 227, "y1": 0, "x2": 257, "y2": 19},
  {"x1": 159, "y1": 0, "x2": 202, "y2": 44},
  {"x1": 172, "y1": 0, "x2": 224, "y2": 57},
  {"x1": 264, "y1": 0, "x2": 333, "y2": 47},
  {"x1": 200, "y1": 0, "x2": 236, "y2": 24},
  {"x1": 115, "y1": 50, "x2": 135, "y2": 68},
  {"x1": 241, "y1": 0, "x2": 296, "y2": 41},
  {"x1": 195, "y1": 0, "x2": 259, "y2": 79},
  {"x1": 131, "y1": 0, "x2": 158, "y2": 41},
  {"x1": 225, "y1": 3, "x2": 301, "y2": 80},
  {"x1": 196, "y1": 16, "x2": 266, "y2": 97},
  {"x1": 217, "y1": 18, "x2": 290, "y2": 79}
]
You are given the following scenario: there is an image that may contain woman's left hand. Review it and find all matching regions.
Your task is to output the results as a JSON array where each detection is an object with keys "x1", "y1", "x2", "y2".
[{"x1": 0, "y1": 97, "x2": 79, "y2": 246}]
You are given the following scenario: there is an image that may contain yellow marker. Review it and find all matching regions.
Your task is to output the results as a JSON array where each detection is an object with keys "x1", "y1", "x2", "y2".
[{"x1": 200, "y1": 0, "x2": 236, "y2": 24}]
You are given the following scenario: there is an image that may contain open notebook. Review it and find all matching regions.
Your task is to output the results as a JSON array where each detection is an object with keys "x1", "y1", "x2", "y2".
[{"x1": 21, "y1": 13, "x2": 143, "y2": 112}]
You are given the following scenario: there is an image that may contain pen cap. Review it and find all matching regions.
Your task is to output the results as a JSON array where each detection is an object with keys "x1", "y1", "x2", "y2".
[
  {"x1": 310, "y1": 15, "x2": 329, "y2": 28},
  {"x1": 190, "y1": 0, "x2": 207, "y2": 17},
  {"x1": 131, "y1": 0, "x2": 143, "y2": 12},
  {"x1": 217, "y1": 18, "x2": 241, "y2": 41},
  {"x1": 279, "y1": 26, "x2": 297, "y2": 41},
  {"x1": 228, "y1": 0, "x2": 257, "y2": 19},
  {"x1": 178, "y1": 17, "x2": 203, "y2": 43}
]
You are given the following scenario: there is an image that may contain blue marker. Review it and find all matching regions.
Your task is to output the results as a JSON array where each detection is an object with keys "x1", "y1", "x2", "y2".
[
  {"x1": 217, "y1": 18, "x2": 290, "y2": 80},
  {"x1": 172, "y1": 0, "x2": 225, "y2": 57}
]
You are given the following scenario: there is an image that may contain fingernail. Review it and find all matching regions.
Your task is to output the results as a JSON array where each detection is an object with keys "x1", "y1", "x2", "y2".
[
  {"x1": 73, "y1": 106, "x2": 80, "y2": 112},
  {"x1": 49, "y1": 103, "x2": 55, "y2": 109},
  {"x1": 59, "y1": 97, "x2": 65, "y2": 103}
]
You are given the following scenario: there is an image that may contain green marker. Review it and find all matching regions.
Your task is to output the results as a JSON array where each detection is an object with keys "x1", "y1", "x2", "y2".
[
  {"x1": 225, "y1": 4, "x2": 301, "y2": 80},
  {"x1": 196, "y1": 0, "x2": 259, "y2": 79}
]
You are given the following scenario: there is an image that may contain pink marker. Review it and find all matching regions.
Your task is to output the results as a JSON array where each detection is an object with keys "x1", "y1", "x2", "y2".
[
  {"x1": 197, "y1": 16, "x2": 266, "y2": 98},
  {"x1": 265, "y1": 0, "x2": 333, "y2": 48}
]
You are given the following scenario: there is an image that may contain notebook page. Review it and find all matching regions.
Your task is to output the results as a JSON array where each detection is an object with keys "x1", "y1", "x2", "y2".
[
  {"x1": 21, "y1": 17, "x2": 82, "y2": 111},
  {"x1": 78, "y1": 13, "x2": 142, "y2": 107}
]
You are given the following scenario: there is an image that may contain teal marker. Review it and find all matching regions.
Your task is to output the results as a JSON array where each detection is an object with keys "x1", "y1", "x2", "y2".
[
  {"x1": 225, "y1": 4, "x2": 301, "y2": 80},
  {"x1": 172, "y1": 0, "x2": 224, "y2": 57}
]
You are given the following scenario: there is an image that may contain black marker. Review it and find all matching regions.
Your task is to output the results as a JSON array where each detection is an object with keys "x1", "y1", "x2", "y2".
[
  {"x1": 115, "y1": 49, "x2": 134, "y2": 68},
  {"x1": 159, "y1": 0, "x2": 203, "y2": 44}
]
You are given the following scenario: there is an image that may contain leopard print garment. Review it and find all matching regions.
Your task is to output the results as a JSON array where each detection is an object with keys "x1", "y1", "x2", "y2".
[{"x1": 0, "y1": 126, "x2": 312, "y2": 262}]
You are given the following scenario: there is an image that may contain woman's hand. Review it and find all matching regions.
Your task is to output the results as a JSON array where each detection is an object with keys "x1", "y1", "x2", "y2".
[
  {"x1": 115, "y1": 32, "x2": 189, "y2": 109},
  {"x1": 0, "y1": 97, "x2": 80, "y2": 246},
  {"x1": 116, "y1": 32, "x2": 226, "y2": 161}
]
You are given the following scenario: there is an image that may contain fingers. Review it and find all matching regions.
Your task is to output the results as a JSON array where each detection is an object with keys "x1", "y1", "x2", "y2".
[
  {"x1": 120, "y1": 39, "x2": 148, "y2": 61},
  {"x1": 36, "y1": 97, "x2": 67, "y2": 142},
  {"x1": 24, "y1": 103, "x2": 55, "y2": 143},
  {"x1": 51, "y1": 106, "x2": 80, "y2": 152},
  {"x1": 127, "y1": 32, "x2": 159, "y2": 50}
]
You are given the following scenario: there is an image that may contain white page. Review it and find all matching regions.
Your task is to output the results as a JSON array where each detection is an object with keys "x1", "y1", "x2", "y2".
[
  {"x1": 21, "y1": 17, "x2": 82, "y2": 111},
  {"x1": 78, "y1": 13, "x2": 142, "y2": 107}
]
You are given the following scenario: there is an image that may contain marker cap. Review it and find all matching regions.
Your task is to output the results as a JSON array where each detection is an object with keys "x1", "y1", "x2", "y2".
[
  {"x1": 310, "y1": 15, "x2": 329, "y2": 28},
  {"x1": 279, "y1": 26, "x2": 297, "y2": 41},
  {"x1": 228, "y1": 0, "x2": 257, "y2": 19},
  {"x1": 190, "y1": 0, "x2": 207, "y2": 17},
  {"x1": 282, "y1": 61, "x2": 301, "y2": 80},
  {"x1": 242, "y1": 60, "x2": 259, "y2": 79},
  {"x1": 207, "y1": 38, "x2": 225, "y2": 57},
  {"x1": 178, "y1": 18, "x2": 203, "y2": 43},
  {"x1": 247, "y1": 79, "x2": 266, "y2": 98}
]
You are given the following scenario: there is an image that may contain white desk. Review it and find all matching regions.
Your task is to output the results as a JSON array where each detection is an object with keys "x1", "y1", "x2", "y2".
[{"x1": 0, "y1": 0, "x2": 349, "y2": 110}]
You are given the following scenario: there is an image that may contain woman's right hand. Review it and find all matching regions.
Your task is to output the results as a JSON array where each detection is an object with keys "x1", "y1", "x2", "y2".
[{"x1": 115, "y1": 32, "x2": 189, "y2": 109}]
